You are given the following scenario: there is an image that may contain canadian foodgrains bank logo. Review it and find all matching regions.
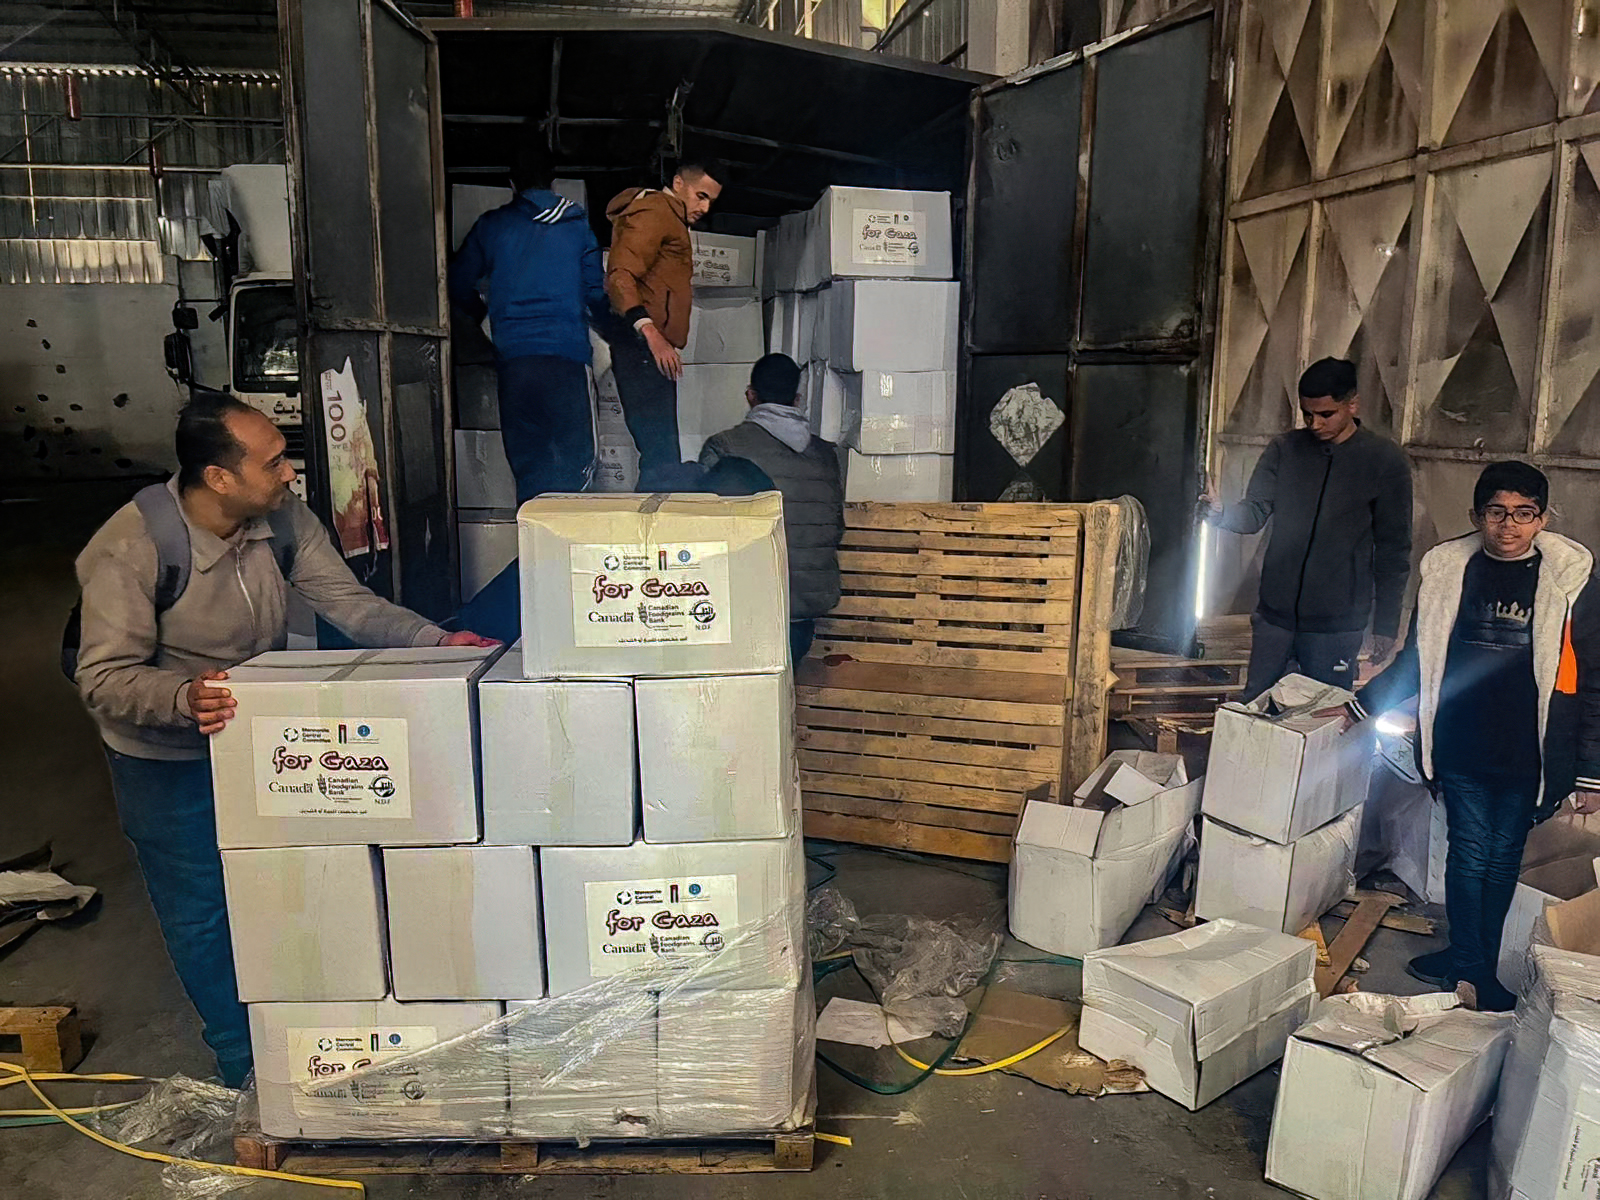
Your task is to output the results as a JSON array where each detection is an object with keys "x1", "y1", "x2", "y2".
[{"x1": 603, "y1": 554, "x2": 621, "y2": 570}]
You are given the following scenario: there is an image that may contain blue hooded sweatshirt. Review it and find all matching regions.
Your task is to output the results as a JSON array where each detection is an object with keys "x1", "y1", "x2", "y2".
[{"x1": 447, "y1": 189, "x2": 606, "y2": 365}]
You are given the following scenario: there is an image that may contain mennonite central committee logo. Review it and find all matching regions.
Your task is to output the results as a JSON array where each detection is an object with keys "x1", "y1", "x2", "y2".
[
  {"x1": 603, "y1": 554, "x2": 621, "y2": 570},
  {"x1": 282, "y1": 727, "x2": 300, "y2": 742}
]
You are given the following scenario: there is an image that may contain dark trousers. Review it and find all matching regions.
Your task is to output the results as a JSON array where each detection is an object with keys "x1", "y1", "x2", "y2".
[
  {"x1": 1437, "y1": 770, "x2": 1539, "y2": 987},
  {"x1": 497, "y1": 354, "x2": 594, "y2": 506},
  {"x1": 1242, "y1": 613, "x2": 1366, "y2": 701},
  {"x1": 104, "y1": 749, "x2": 252, "y2": 1084},
  {"x1": 607, "y1": 329, "x2": 681, "y2": 489},
  {"x1": 790, "y1": 618, "x2": 816, "y2": 666}
]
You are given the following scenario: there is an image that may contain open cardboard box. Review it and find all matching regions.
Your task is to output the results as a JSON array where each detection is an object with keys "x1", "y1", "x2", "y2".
[
  {"x1": 1009, "y1": 752, "x2": 1201, "y2": 960},
  {"x1": 1541, "y1": 860, "x2": 1600, "y2": 959}
]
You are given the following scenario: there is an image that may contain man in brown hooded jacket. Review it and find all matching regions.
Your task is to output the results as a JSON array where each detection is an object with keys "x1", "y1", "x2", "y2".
[{"x1": 604, "y1": 160, "x2": 725, "y2": 488}]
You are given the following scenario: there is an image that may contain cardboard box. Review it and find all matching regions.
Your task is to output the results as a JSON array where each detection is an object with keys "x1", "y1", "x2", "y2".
[
  {"x1": 222, "y1": 845, "x2": 388, "y2": 1003},
  {"x1": 1009, "y1": 752, "x2": 1202, "y2": 958},
  {"x1": 1500, "y1": 856, "x2": 1599, "y2": 994},
  {"x1": 478, "y1": 648, "x2": 637, "y2": 846},
  {"x1": 691, "y1": 231, "x2": 758, "y2": 289},
  {"x1": 844, "y1": 450, "x2": 953, "y2": 502},
  {"x1": 805, "y1": 364, "x2": 846, "y2": 443},
  {"x1": 677, "y1": 362, "x2": 756, "y2": 446},
  {"x1": 459, "y1": 516, "x2": 517, "y2": 601},
  {"x1": 765, "y1": 294, "x2": 802, "y2": 360},
  {"x1": 772, "y1": 211, "x2": 809, "y2": 293},
  {"x1": 1490, "y1": 945, "x2": 1600, "y2": 1200},
  {"x1": 804, "y1": 286, "x2": 834, "y2": 363},
  {"x1": 657, "y1": 984, "x2": 812, "y2": 1134},
  {"x1": 211, "y1": 647, "x2": 497, "y2": 849},
  {"x1": 1079, "y1": 919, "x2": 1317, "y2": 1110},
  {"x1": 637, "y1": 673, "x2": 797, "y2": 843},
  {"x1": 1202, "y1": 673, "x2": 1372, "y2": 844},
  {"x1": 810, "y1": 186, "x2": 954, "y2": 282},
  {"x1": 1361, "y1": 768, "x2": 1446, "y2": 904},
  {"x1": 250, "y1": 998, "x2": 503, "y2": 1139},
  {"x1": 841, "y1": 370, "x2": 956, "y2": 455},
  {"x1": 383, "y1": 846, "x2": 545, "y2": 1001},
  {"x1": 1267, "y1": 995, "x2": 1514, "y2": 1200},
  {"x1": 828, "y1": 279, "x2": 959, "y2": 373},
  {"x1": 1195, "y1": 805, "x2": 1361, "y2": 934},
  {"x1": 539, "y1": 837, "x2": 805, "y2": 995},
  {"x1": 517, "y1": 493, "x2": 789, "y2": 679},
  {"x1": 592, "y1": 436, "x2": 639, "y2": 494},
  {"x1": 504, "y1": 990, "x2": 659, "y2": 1139},
  {"x1": 683, "y1": 291, "x2": 764, "y2": 364},
  {"x1": 455, "y1": 428, "x2": 517, "y2": 510}
]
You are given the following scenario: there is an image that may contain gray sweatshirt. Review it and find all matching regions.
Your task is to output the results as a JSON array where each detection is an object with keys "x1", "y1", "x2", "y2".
[
  {"x1": 1215, "y1": 425, "x2": 1413, "y2": 636},
  {"x1": 75, "y1": 480, "x2": 447, "y2": 760}
]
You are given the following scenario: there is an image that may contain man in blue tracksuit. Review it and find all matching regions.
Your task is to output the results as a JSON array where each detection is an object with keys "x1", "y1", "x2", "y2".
[{"x1": 448, "y1": 151, "x2": 606, "y2": 504}]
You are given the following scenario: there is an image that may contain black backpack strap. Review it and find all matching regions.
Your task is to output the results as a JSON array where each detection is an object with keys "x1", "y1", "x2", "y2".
[
  {"x1": 132, "y1": 484, "x2": 192, "y2": 614},
  {"x1": 265, "y1": 502, "x2": 299, "y2": 579}
]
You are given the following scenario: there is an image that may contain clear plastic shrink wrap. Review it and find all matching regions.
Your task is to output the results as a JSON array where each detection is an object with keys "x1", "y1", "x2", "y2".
[
  {"x1": 251, "y1": 891, "x2": 815, "y2": 1142},
  {"x1": 1489, "y1": 944, "x2": 1600, "y2": 1199}
]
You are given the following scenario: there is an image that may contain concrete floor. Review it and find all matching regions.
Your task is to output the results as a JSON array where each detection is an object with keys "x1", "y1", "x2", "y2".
[{"x1": 0, "y1": 481, "x2": 1489, "y2": 1199}]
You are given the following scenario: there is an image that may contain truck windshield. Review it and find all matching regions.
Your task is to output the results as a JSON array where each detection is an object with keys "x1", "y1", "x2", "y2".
[{"x1": 233, "y1": 284, "x2": 298, "y2": 394}]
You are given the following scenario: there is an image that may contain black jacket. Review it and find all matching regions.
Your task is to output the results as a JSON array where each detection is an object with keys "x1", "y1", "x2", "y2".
[
  {"x1": 1217, "y1": 426, "x2": 1412, "y2": 635},
  {"x1": 1351, "y1": 532, "x2": 1600, "y2": 815},
  {"x1": 700, "y1": 412, "x2": 845, "y2": 620}
]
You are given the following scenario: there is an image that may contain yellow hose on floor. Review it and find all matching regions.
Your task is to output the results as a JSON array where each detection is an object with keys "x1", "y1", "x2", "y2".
[
  {"x1": 890, "y1": 1023, "x2": 1073, "y2": 1077},
  {"x1": 0, "y1": 1060, "x2": 365, "y2": 1195}
]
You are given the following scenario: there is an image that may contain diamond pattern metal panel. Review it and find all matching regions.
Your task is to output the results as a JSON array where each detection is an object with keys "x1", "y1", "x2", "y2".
[
  {"x1": 1429, "y1": 0, "x2": 1563, "y2": 146},
  {"x1": 1220, "y1": 203, "x2": 1309, "y2": 435},
  {"x1": 1308, "y1": 181, "x2": 1412, "y2": 435},
  {"x1": 1317, "y1": 0, "x2": 1423, "y2": 176},
  {"x1": 1544, "y1": 141, "x2": 1600, "y2": 455},
  {"x1": 1412, "y1": 152, "x2": 1552, "y2": 449},
  {"x1": 1231, "y1": 0, "x2": 1317, "y2": 200}
]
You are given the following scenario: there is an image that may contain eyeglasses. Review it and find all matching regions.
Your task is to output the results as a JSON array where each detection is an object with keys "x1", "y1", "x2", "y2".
[{"x1": 1479, "y1": 505, "x2": 1543, "y2": 525}]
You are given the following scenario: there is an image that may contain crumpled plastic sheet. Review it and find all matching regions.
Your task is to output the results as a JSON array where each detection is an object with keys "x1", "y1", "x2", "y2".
[
  {"x1": 88, "y1": 1075, "x2": 248, "y2": 1199},
  {"x1": 806, "y1": 887, "x2": 1003, "y2": 1037},
  {"x1": 1108, "y1": 494, "x2": 1150, "y2": 630}
]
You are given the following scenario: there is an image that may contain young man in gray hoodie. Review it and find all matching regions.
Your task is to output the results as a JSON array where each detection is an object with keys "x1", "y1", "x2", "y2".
[
  {"x1": 1202, "y1": 357, "x2": 1414, "y2": 699},
  {"x1": 699, "y1": 354, "x2": 844, "y2": 663}
]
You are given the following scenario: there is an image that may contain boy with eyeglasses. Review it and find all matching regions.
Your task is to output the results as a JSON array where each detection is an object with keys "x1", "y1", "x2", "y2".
[{"x1": 1341, "y1": 461, "x2": 1600, "y2": 1009}]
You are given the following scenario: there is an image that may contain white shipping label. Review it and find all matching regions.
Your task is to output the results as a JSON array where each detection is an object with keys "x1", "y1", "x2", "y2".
[
  {"x1": 570, "y1": 542, "x2": 732, "y2": 647},
  {"x1": 1560, "y1": 1113, "x2": 1600, "y2": 1196},
  {"x1": 285, "y1": 1026, "x2": 440, "y2": 1118},
  {"x1": 853, "y1": 209, "x2": 927, "y2": 266},
  {"x1": 692, "y1": 242, "x2": 744, "y2": 286},
  {"x1": 880, "y1": 373, "x2": 895, "y2": 398},
  {"x1": 583, "y1": 874, "x2": 740, "y2": 978},
  {"x1": 251, "y1": 716, "x2": 412, "y2": 819}
]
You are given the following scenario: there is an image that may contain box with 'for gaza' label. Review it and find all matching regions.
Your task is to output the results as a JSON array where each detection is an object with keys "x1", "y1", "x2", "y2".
[
  {"x1": 209, "y1": 647, "x2": 498, "y2": 849},
  {"x1": 517, "y1": 493, "x2": 788, "y2": 679}
]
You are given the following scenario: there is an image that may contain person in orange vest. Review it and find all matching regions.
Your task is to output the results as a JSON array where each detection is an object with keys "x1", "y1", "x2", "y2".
[{"x1": 1342, "y1": 461, "x2": 1600, "y2": 1010}]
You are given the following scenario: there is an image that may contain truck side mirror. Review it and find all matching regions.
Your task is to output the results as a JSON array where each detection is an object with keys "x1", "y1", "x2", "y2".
[
  {"x1": 164, "y1": 331, "x2": 194, "y2": 386},
  {"x1": 171, "y1": 303, "x2": 200, "y2": 331}
]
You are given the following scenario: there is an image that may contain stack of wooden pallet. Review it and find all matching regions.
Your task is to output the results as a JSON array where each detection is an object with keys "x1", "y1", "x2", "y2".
[{"x1": 797, "y1": 501, "x2": 1123, "y2": 863}]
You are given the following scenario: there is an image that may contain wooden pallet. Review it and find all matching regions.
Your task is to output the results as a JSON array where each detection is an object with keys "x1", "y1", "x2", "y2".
[
  {"x1": 0, "y1": 1006, "x2": 83, "y2": 1073},
  {"x1": 1109, "y1": 613, "x2": 1256, "y2": 722},
  {"x1": 799, "y1": 501, "x2": 1122, "y2": 862},
  {"x1": 235, "y1": 1101, "x2": 816, "y2": 1177}
]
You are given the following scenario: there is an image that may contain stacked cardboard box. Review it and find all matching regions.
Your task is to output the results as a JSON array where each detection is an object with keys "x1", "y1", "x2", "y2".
[
  {"x1": 676, "y1": 233, "x2": 765, "y2": 464},
  {"x1": 765, "y1": 186, "x2": 957, "y2": 501},
  {"x1": 211, "y1": 646, "x2": 515, "y2": 1138},
  {"x1": 511, "y1": 491, "x2": 812, "y2": 1137},
  {"x1": 1195, "y1": 675, "x2": 1370, "y2": 934}
]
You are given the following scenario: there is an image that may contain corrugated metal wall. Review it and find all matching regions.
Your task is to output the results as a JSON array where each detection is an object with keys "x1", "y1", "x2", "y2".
[
  {"x1": 0, "y1": 67, "x2": 283, "y2": 482},
  {"x1": 1206, "y1": 0, "x2": 1600, "y2": 620}
]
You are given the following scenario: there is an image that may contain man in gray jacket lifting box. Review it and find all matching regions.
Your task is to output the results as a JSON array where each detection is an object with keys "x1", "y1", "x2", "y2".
[{"x1": 72, "y1": 393, "x2": 495, "y2": 1086}]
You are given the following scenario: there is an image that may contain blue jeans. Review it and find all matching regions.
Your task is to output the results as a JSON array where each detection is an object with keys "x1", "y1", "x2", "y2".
[
  {"x1": 497, "y1": 354, "x2": 594, "y2": 506},
  {"x1": 104, "y1": 749, "x2": 252, "y2": 1084},
  {"x1": 1437, "y1": 770, "x2": 1540, "y2": 986}
]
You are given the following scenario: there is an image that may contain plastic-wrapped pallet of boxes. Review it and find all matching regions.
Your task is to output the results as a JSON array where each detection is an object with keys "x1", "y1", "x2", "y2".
[
  {"x1": 766, "y1": 185, "x2": 958, "y2": 500},
  {"x1": 213, "y1": 483, "x2": 815, "y2": 1143},
  {"x1": 1195, "y1": 674, "x2": 1371, "y2": 933}
]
